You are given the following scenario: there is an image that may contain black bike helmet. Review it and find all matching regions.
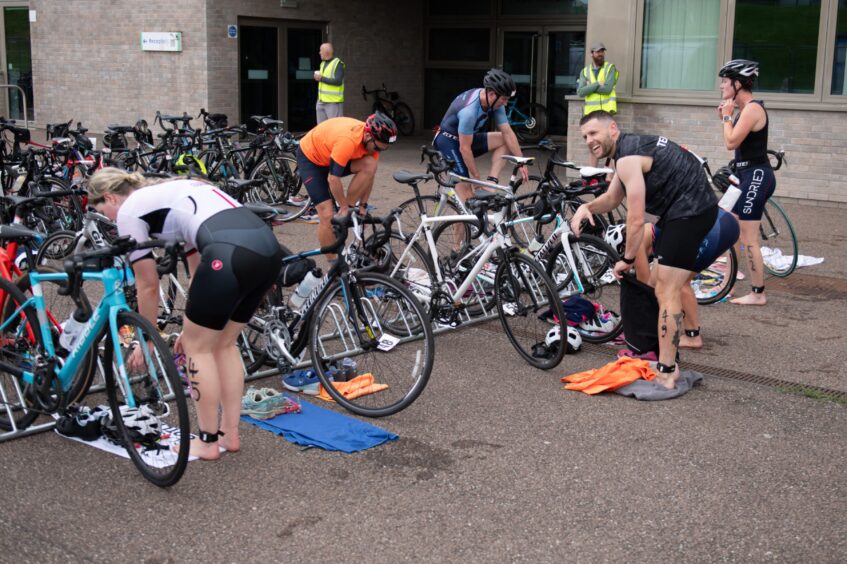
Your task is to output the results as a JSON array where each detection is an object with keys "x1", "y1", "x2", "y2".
[
  {"x1": 483, "y1": 68, "x2": 517, "y2": 98},
  {"x1": 365, "y1": 112, "x2": 398, "y2": 144},
  {"x1": 719, "y1": 59, "x2": 759, "y2": 89}
]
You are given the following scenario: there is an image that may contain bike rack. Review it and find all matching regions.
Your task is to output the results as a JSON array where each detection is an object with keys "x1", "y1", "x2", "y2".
[{"x1": 0, "y1": 84, "x2": 30, "y2": 128}]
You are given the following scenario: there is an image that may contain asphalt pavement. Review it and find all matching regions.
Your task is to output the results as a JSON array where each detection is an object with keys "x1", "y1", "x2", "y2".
[{"x1": 1, "y1": 136, "x2": 844, "y2": 563}]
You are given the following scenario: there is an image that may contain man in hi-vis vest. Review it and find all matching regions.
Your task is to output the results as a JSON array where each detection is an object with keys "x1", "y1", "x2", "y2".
[
  {"x1": 314, "y1": 42, "x2": 345, "y2": 123},
  {"x1": 577, "y1": 41, "x2": 618, "y2": 165}
]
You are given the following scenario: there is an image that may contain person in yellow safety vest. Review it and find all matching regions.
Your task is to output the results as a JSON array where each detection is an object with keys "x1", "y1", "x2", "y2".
[
  {"x1": 577, "y1": 41, "x2": 618, "y2": 165},
  {"x1": 314, "y1": 42, "x2": 345, "y2": 123}
]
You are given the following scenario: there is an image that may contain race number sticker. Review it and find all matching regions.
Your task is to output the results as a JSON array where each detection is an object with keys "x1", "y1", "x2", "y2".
[{"x1": 377, "y1": 333, "x2": 400, "y2": 352}]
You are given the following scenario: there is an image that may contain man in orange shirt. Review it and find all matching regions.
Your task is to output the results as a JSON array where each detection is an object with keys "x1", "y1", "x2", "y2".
[{"x1": 295, "y1": 113, "x2": 397, "y2": 250}]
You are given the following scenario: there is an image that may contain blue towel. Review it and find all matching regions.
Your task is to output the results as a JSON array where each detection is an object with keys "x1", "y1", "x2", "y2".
[{"x1": 241, "y1": 397, "x2": 398, "y2": 453}]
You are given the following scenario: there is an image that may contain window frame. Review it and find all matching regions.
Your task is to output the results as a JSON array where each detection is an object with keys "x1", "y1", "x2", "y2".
[
  {"x1": 424, "y1": 24, "x2": 495, "y2": 68},
  {"x1": 630, "y1": 0, "x2": 847, "y2": 109}
]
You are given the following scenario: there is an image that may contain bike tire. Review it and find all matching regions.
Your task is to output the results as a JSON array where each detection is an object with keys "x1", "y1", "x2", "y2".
[
  {"x1": 515, "y1": 103, "x2": 548, "y2": 144},
  {"x1": 761, "y1": 198, "x2": 798, "y2": 277},
  {"x1": 103, "y1": 310, "x2": 190, "y2": 487},
  {"x1": 0, "y1": 276, "x2": 42, "y2": 431},
  {"x1": 386, "y1": 233, "x2": 436, "y2": 324},
  {"x1": 392, "y1": 102, "x2": 415, "y2": 136},
  {"x1": 694, "y1": 246, "x2": 738, "y2": 305},
  {"x1": 249, "y1": 156, "x2": 310, "y2": 222},
  {"x1": 494, "y1": 251, "x2": 566, "y2": 369},
  {"x1": 309, "y1": 271, "x2": 434, "y2": 417}
]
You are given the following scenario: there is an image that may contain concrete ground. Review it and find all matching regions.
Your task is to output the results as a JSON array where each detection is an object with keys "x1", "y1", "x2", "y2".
[{"x1": 1, "y1": 136, "x2": 845, "y2": 563}]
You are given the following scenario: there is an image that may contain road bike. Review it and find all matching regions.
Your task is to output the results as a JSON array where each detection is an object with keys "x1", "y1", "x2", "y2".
[
  {"x1": 362, "y1": 84, "x2": 415, "y2": 136},
  {"x1": 0, "y1": 236, "x2": 190, "y2": 486}
]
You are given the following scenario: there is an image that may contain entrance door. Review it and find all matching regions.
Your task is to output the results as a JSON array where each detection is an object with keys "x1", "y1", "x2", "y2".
[
  {"x1": 240, "y1": 25, "x2": 278, "y2": 127},
  {"x1": 285, "y1": 27, "x2": 323, "y2": 131},
  {"x1": 500, "y1": 28, "x2": 585, "y2": 137},
  {"x1": 0, "y1": 6, "x2": 33, "y2": 122}
]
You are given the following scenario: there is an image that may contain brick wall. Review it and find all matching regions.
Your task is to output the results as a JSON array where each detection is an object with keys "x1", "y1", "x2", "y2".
[
  {"x1": 205, "y1": 0, "x2": 424, "y2": 130},
  {"x1": 29, "y1": 0, "x2": 208, "y2": 139},
  {"x1": 567, "y1": 100, "x2": 847, "y2": 206}
]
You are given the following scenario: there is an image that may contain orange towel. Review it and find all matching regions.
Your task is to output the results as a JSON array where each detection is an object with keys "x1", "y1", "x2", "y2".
[
  {"x1": 317, "y1": 373, "x2": 388, "y2": 402},
  {"x1": 561, "y1": 357, "x2": 656, "y2": 395}
]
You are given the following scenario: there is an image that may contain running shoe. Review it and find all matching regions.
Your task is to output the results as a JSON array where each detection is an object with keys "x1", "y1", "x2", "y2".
[
  {"x1": 281, "y1": 369, "x2": 320, "y2": 395},
  {"x1": 241, "y1": 387, "x2": 301, "y2": 419}
]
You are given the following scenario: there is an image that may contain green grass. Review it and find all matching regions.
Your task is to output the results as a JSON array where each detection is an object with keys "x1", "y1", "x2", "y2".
[{"x1": 776, "y1": 385, "x2": 847, "y2": 405}]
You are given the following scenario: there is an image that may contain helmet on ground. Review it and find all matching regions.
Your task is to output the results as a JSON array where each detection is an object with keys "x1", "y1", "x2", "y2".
[
  {"x1": 719, "y1": 59, "x2": 759, "y2": 88},
  {"x1": 365, "y1": 112, "x2": 397, "y2": 144},
  {"x1": 545, "y1": 324, "x2": 583, "y2": 354},
  {"x1": 603, "y1": 223, "x2": 626, "y2": 256},
  {"x1": 483, "y1": 68, "x2": 517, "y2": 98},
  {"x1": 102, "y1": 404, "x2": 162, "y2": 445}
]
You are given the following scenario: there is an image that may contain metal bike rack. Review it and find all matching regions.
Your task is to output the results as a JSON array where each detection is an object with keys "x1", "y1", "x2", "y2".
[{"x1": 0, "y1": 84, "x2": 30, "y2": 128}]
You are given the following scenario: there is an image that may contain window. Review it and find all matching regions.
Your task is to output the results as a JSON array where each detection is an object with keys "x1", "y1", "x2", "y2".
[
  {"x1": 428, "y1": 0, "x2": 491, "y2": 16},
  {"x1": 833, "y1": 0, "x2": 847, "y2": 95},
  {"x1": 428, "y1": 28, "x2": 490, "y2": 62},
  {"x1": 500, "y1": 0, "x2": 588, "y2": 16},
  {"x1": 733, "y1": 0, "x2": 821, "y2": 94},
  {"x1": 640, "y1": 0, "x2": 721, "y2": 90}
]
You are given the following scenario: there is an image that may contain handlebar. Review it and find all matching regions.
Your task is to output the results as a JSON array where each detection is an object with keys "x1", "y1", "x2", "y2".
[{"x1": 323, "y1": 210, "x2": 398, "y2": 256}]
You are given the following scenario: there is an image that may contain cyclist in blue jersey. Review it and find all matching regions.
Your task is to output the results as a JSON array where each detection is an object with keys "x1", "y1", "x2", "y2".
[{"x1": 433, "y1": 68, "x2": 529, "y2": 203}]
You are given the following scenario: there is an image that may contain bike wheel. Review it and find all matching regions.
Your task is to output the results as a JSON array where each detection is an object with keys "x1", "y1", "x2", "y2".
[
  {"x1": 103, "y1": 310, "x2": 190, "y2": 487},
  {"x1": 0, "y1": 276, "x2": 42, "y2": 431},
  {"x1": 546, "y1": 234, "x2": 623, "y2": 344},
  {"x1": 387, "y1": 233, "x2": 436, "y2": 313},
  {"x1": 515, "y1": 103, "x2": 548, "y2": 144},
  {"x1": 309, "y1": 272, "x2": 434, "y2": 417},
  {"x1": 431, "y1": 219, "x2": 496, "y2": 317},
  {"x1": 34, "y1": 230, "x2": 79, "y2": 270},
  {"x1": 237, "y1": 288, "x2": 282, "y2": 375},
  {"x1": 494, "y1": 252, "x2": 565, "y2": 369},
  {"x1": 760, "y1": 198, "x2": 798, "y2": 277},
  {"x1": 249, "y1": 156, "x2": 310, "y2": 222},
  {"x1": 14, "y1": 267, "x2": 98, "y2": 404},
  {"x1": 392, "y1": 102, "x2": 415, "y2": 136},
  {"x1": 694, "y1": 246, "x2": 738, "y2": 305}
]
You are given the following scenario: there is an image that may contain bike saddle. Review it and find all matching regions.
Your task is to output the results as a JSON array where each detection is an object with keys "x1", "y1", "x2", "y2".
[
  {"x1": 392, "y1": 170, "x2": 432, "y2": 185},
  {"x1": 242, "y1": 203, "x2": 279, "y2": 223},
  {"x1": 0, "y1": 224, "x2": 41, "y2": 243},
  {"x1": 580, "y1": 166, "x2": 613, "y2": 178},
  {"x1": 502, "y1": 155, "x2": 535, "y2": 166},
  {"x1": 106, "y1": 124, "x2": 135, "y2": 133}
]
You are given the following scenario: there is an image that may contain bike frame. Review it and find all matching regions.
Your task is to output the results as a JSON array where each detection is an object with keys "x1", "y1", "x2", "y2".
[{"x1": 0, "y1": 265, "x2": 143, "y2": 405}]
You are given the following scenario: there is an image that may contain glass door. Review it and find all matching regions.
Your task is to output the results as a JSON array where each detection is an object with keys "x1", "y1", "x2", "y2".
[
  {"x1": 240, "y1": 25, "x2": 278, "y2": 128},
  {"x1": 284, "y1": 27, "x2": 323, "y2": 132},
  {"x1": 542, "y1": 29, "x2": 585, "y2": 136},
  {"x1": 500, "y1": 27, "x2": 585, "y2": 138},
  {"x1": 0, "y1": 6, "x2": 33, "y2": 122}
]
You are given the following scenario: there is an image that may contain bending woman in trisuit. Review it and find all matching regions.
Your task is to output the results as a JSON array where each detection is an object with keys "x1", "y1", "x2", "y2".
[{"x1": 88, "y1": 169, "x2": 284, "y2": 459}]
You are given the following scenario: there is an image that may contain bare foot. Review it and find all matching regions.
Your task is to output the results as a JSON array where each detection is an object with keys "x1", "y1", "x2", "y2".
[
  {"x1": 653, "y1": 370, "x2": 678, "y2": 390},
  {"x1": 219, "y1": 433, "x2": 241, "y2": 454},
  {"x1": 730, "y1": 293, "x2": 767, "y2": 306},
  {"x1": 679, "y1": 334, "x2": 703, "y2": 350},
  {"x1": 173, "y1": 437, "x2": 222, "y2": 461}
]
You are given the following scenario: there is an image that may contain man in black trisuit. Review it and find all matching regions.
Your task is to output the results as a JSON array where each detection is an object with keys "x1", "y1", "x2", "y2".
[{"x1": 571, "y1": 110, "x2": 739, "y2": 389}]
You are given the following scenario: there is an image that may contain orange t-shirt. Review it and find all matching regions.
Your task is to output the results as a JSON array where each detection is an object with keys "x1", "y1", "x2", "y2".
[{"x1": 300, "y1": 117, "x2": 380, "y2": 169}]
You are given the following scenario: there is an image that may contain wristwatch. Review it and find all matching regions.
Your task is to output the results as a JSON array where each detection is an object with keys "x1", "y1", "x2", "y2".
[{"x1": 722, "y1": 115, "x2": 732, "y2": 123}]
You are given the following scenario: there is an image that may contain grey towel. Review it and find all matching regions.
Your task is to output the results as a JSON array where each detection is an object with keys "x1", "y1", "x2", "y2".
[{"x1": 614, "y1": 370, "x2": 704, "y2": 400}]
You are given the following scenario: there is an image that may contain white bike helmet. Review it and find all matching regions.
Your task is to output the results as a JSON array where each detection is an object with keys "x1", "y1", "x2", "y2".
[
  {"x1": 102, "y1": 404, "x2": 162, "y2": 444},
  {"x1": 545, "y1": 325, "x2": 583, "y2": 354},
  {"x1": 603, "y1": 224, "x2": 626, "y2": 256}
]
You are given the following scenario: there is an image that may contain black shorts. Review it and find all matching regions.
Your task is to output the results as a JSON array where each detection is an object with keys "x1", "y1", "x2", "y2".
[
  {"x1": 186, "y1": 208, "x2": 284, "y2": 330},
  {"x1": 654, "y1": 206, "x2": 719, "y2": 272},
  {"x1": 731, "y1": 165, "x2": 775, "y2": 221},
  {"x1": 431, "y1": 132, "x2": 490, "y2": 177},
  {"x1": 295, "y1": 146, "x2": 354, "y2": 206}
]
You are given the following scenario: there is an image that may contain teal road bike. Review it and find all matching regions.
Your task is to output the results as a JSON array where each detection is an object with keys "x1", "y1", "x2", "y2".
[{"x1": 0, "y1": 232, "x2": 190, "y2": 487}]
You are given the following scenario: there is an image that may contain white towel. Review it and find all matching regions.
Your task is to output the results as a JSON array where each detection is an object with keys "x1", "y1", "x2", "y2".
[{"x1": 761, "y1": 246, "x2": 824, "y2": 270}]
